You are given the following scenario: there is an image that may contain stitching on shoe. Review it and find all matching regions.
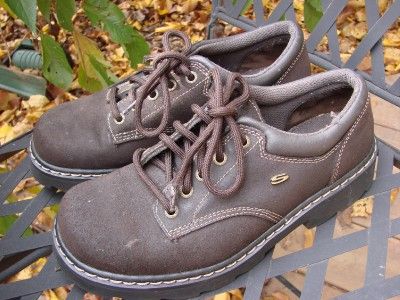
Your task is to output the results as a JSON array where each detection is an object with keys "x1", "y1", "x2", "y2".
[
  {"x1": 158, "y1": 126, "x2": 343, "y2": 235},
  {"x1": 122, "y1": 65, "x2": 208, "y2": 123},
  {"x1": 55, "y1": 142, "x2": 377, "y2": 286},
  {"x1": 108, "y1": 63, "x2": 209, "y2": 143},
  {"x1": 192, "y1": 126, "x2": 342, "y2": 221},
  {"x1": 331, "y1": 97, "x2": 370, "y2": 182},
  {"x1": 30, "y1": 143, "x2": 106, "y2": 179},
  {"x1": 191, "y1": 129, "x2": 259, "y2": 219},
  {"x1": 122, "y1": 62, "x2": 209, "y2": 116},
  {"x1": 276, "y1": 43, "x2": 305, "y2": 84},
  {"x1": 247, "y1": 128, "x2": 342, "y2": 163},
  {"x1": 169, "y1": 207, "x2": 282, "y2": 235},
  {"x1": 249, "y1": 99, "x2": 264, "y2": 122}
]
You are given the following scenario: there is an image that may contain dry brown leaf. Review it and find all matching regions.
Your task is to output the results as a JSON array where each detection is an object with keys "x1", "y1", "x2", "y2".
[
  {"x1": 7, "y1": 257, "x2": 47, "y2": 283},
  {"x1": 391, "y1": 188, "x2": 400, "y2": 205},
  {"x1": 26, "y1": 95, "x2": 50, "y2": 108},
  {"x1": 342, "y1": 22, "x2": 367, "y2": 40},
  {"x1": 303, "y1": 228, "x2": 315, "y2": 248},
  {"x1": 383, "y1": 32, "x2": 400, "y2": 47},
  {"x1": 264, "y1": 291, "x2": 290, "y2": 300},
  {"x1": 214, "y1": 289, "x2": 243, "y2": 300},
  {"x1": 0, "y1": 123, "x2": 14, "y2": 143},
  {"x1": 214, "y1": 293, "x2": 231, "y2": 300},
  {"x1": 43, "y1": 289, "x2": 60, "y2": 300},
  {"x1": 351, "y1": 197, "x2": 373, "y2": 218},
  {"x1": 155, "y1": 22, "x2": 182, "y2": 33},
  {"x1": 0, "y1": 91, "x2": 19, "y2": 110},
  {"x1": 0, "y1": 108, "x2": 17, "y2": 123}
]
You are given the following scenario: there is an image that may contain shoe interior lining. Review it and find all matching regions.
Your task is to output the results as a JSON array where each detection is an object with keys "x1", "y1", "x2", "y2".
[
  {"x1": 258, "y1": 83, "x2": 353, "y2": 134},
  {"x1": 206, "y1": 35, "x2": 290, "y2": 75}
]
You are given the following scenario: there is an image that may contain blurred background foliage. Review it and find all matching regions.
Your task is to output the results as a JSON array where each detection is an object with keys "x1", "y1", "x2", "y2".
[
  {"x1": 0, "y1": 0, "x2": 399, "y2": 299},
  {"x1": 1, "y1": 0, "x2": 149, "y2": 92}
]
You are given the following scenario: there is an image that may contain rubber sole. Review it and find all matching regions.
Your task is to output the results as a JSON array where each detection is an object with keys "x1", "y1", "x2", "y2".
[
  {"x1": 53, "y1": 143, "x2": 377, "y2": 299},
  {"x1": 29, "y1": 141, "x2": 113, "y2": 191}
]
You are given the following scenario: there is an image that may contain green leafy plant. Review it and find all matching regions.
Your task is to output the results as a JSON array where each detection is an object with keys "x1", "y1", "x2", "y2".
[
  {"x1": 231, "y1": 0, "x2": 323, "y2": 31},
  {"x1": 232, "y1": 0, "x2": 253, "y2": 15},
  {"x1": 0, "y1": 0, "x2": 149, "y2": 92},
  {"x1": 304, "y1": 0, "x2": 323, "y2": 31}
]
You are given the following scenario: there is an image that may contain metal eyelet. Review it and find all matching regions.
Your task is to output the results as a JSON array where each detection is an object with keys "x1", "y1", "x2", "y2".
[
  {"x1": 185, "y1": 71, "x2": 198, "y2": 84},
  {"x1": 113, "y1": 115, "x2": 125, "y2": 125},
  {"x1": 195, "y1": 170, "x2": 203, "y2": 181},
  {"x1": 213, "y1": 153, "x2": 227, "y2": 166},
  {"x1": 168, "y1": 79, "x2": 177, "y2": 91},
  {"x1": 147, "y1": 89, "x2": 159, "y2": 101},
  {"x1": 165, "y1": 206, "x2": 179, "y2": 219},
  {"x1": 242, "y1": 135, "x2": 251, "y2": 148},
  {"x1": 180, "y1": 187, "x2": 193, "y2": 199}
]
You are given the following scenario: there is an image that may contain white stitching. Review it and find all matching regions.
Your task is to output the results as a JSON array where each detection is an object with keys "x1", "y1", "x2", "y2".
[
  {"x1": 123, "y1": 63, "x2": 208, "y2": 117},
  {"x1": 276, "y1": 43, "x2": 305, "y2": 84},
  {"x1": 29, "y1": 143, "x2": 106, "y2": 179},
  {"x1": 54, "y1": 141, "x2": 377, "y2": 286},
  {"x1": 249, "y1": 99, "x2": 264, "y2": 122},
  {"x1": 154, "y1": 204, "x2": 282, "y2": 239},
  {"x1": 331, "y1": 98, "x2": 370, "y2": 181},
  {"x1": 192, "y1": 129, "x2": 260, "y2": 219},
  {"x1": 169, "y1": 207, "x2": 282, "y2": 235},
  {"x1": 245, "y1": 127, "x2": 341, "y2": 163},
  {"x1": 192, "y1": 126, "x2": 341, "y2": 221}
]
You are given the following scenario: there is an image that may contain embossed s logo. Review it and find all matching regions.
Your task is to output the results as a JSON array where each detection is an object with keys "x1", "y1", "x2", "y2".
[{"x1": 270, "y1": 173, "x2": 289, "y2": 185}]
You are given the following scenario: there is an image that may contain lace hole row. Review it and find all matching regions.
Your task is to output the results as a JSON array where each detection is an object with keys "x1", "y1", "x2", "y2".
[{"x1": 146, "y1": 71, "x2": 197, "y2": 101}]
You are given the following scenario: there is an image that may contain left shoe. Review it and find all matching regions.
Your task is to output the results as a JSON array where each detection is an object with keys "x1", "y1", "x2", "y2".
[
  {"x1": 30, "y1": 21, "x2": 309, "y2": 191},
  {"x1": 53, "y1": 69, "x2": 376, "y2": 299}
]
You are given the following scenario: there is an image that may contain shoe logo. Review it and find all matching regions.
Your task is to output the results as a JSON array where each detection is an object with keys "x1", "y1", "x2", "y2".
[{"x1": 270, "y1": 173, "x2": 289, "y2": 185}]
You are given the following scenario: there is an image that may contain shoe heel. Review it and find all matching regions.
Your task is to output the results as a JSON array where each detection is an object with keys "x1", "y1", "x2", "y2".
[{"x1": 304, "y1": 156, "x2": 375, "y2": 229}]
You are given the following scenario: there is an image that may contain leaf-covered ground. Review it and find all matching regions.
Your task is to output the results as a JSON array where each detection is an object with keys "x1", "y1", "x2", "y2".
[{"x1": 0, "y1": 1, "x2": 399, "y2": 299}]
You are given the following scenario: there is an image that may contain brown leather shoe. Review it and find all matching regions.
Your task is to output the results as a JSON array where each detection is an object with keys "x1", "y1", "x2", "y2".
[
  {"x1": 54, "y1": 69, "x2": 376, "y2": 299},
  {"x1": 30, "y1": 21, "x2": 310, "y2": 190}
]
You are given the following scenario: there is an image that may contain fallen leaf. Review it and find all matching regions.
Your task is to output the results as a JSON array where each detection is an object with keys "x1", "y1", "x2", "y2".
[
  {"x1": 0, "y1": 123, "x2": 13, "y2": 143},
  {"x1": 155, "y1": 22, "x2": 182, "y2": 33},
  {"x1": 26, "y1": 95, "x2": 50, "y2": 108},
  {"x1": 43, "y1": 289, "x2": 60, "y2": 300},
  {"x1": 351, "y1": 197, "x2": 373, "y2": 217},
  {"x1": 214, "y1": 289, "x2": 243, "y2": 300},
  {"x1": 390, "y1": 188, "x2": 399, "y2": 205},
  {"x1": 303, "y1": 228, "x2": 315, "y2": 248}
]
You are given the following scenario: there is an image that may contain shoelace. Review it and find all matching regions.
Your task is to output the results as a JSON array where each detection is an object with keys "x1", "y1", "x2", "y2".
[
  {"x1": 106, "y1": 30, "x2": 195, "y2": 137},
  {"x1": 133, "y1": 68, "x2": 250, "y2": 215}
]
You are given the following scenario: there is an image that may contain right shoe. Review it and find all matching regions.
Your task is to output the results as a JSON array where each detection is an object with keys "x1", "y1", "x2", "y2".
[
  {"x1": 53, "y1": 69, "x2": 376, "y2": 299},
  {"x1": 30, "y1": 21, "x2": 310, "y2": 191}
]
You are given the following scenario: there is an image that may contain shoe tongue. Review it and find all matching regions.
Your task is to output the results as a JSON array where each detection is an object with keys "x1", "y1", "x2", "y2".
[
  {"x1": 191, "y1": 55, "x2": 265, "y2": 123},
  {"x1": 190, "y1": 55, "x2": 232, "y2": 79}
]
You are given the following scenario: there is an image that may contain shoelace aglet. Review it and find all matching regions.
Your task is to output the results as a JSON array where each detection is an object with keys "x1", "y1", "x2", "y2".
[{"x1": 163, "y1": 183, "x2": 177, "y2": 212}]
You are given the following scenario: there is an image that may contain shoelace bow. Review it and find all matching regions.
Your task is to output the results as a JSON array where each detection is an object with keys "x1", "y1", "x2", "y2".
[
  {"x1": 106, "y1": 30, "x2": 194, "y2": 137},
  {"x1": 133, "y1": 68, "x2": 250, "y2": 215}
]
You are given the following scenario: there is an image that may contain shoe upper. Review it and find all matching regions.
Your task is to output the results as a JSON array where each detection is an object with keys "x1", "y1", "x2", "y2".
[
  {"x1": 32, "y1": 21, "x2": 310, "y2": 170},
  {"x1": 57, "y1": 69, "x2": 375, "y2": 276}
]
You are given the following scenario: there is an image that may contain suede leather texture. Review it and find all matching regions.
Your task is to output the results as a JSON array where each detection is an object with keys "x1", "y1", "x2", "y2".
[
  {"x1": 32, "y1": 21, "x2": 310, "y2": 171},
  {"x1": 57, "y1": 71, "x2": 375, "y2": 276}
]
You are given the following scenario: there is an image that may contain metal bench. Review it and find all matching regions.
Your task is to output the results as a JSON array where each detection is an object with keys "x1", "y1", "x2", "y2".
[{"x1": 0, "y1": 0, "x2": 399, "y2": 299}]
